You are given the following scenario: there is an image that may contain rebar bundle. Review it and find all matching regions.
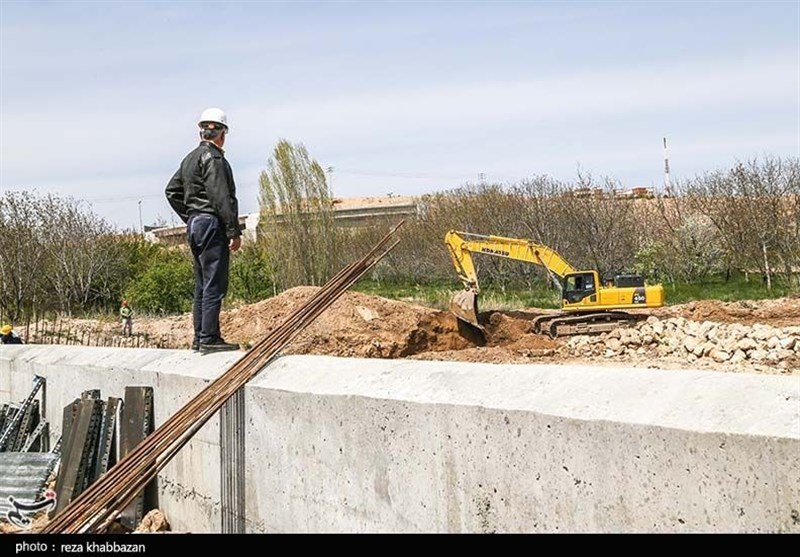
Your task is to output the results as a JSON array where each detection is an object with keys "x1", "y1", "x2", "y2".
[{"x1": 42, "y1": 222, "x2": 403, "y2": 533}]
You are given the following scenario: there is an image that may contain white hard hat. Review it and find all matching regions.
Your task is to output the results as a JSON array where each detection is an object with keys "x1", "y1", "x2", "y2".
[{"x1": 198, "y1": 107, "x2": 228, "y2": 130}]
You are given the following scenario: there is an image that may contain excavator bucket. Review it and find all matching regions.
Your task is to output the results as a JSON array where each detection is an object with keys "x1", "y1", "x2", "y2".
[{"x1": 449, "y1": 289, "x2": 485, "y2": 331}]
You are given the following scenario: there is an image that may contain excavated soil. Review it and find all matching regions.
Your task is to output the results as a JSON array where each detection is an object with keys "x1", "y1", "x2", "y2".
[
  {"x1": 53, "y1": 287, "x2": 800, "y2": 375},
  {"x1": 220, "y1": 287, "x2": 475, "y2": 358}
]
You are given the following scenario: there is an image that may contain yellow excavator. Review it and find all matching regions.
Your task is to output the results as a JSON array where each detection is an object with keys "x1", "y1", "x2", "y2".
[{"x1": 445, "y1": 230, "x2": 665, "y2": 337}]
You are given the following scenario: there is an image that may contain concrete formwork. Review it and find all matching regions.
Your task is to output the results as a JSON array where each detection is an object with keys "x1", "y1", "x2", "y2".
[
  {"x1": 1, "y1": 346, "x2": 797, "y2": 533},
  {"x1": 0, "y1": 345, "x2": 242, "y2": 532}
]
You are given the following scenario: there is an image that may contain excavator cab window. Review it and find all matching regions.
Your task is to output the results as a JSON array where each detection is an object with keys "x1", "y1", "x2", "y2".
[{"x1": 564, "y1": 272, "x2": 596, "y2": 304}]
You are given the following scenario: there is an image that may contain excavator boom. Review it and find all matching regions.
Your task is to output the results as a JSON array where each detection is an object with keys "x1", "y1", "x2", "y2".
[
  {"x1": 445, "y1": 230, "x2": 577, "y2": 329},
  {"x1": 445, "y1": 230, "x2": 576, "y2": 288}
]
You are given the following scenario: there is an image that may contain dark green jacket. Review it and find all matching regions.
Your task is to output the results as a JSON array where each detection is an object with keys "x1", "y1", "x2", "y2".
[{"x1": 165, "y1": 141, "x2": 242, "y2": 239}]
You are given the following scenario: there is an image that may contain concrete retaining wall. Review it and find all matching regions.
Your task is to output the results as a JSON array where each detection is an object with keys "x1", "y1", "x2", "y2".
[{"x1": 1, "y1": 345, "x2": 798, "y2": 533}]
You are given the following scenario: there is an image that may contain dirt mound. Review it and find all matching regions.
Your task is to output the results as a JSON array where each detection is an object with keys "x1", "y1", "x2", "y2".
[
  {"x1": 142, "y1": 288, "x2": 559, "y2": 360},
  {"x1": 221, "y1": 286, "x2": 475, "y2": 358},
  {"x1": 481, "y1": 311, "x2": 560, "y2": 350}
]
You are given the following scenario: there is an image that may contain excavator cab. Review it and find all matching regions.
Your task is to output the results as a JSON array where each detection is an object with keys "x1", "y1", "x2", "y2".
[{"x1": 562, "y1": 272, "x2": 598, "y2": 305}]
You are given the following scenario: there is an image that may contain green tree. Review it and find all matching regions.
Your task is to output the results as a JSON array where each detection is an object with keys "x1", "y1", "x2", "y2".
[
  {"x1": 229, "y1": 243, "x2": 275, "y2": 303},
  {"x1": 684, "y1": 156, "x2": 800, "y2": 290},
  {"x1": 123, "y1": 246, "x2": 194, "y2": 314},
  {"x1": 257, "y1": 139, "x2": 340, "y2": 288}
]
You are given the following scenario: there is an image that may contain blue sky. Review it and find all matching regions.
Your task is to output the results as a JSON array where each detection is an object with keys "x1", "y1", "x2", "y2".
[{"x1": 1, "y1": 0, "x2": 798, "y2": 230}]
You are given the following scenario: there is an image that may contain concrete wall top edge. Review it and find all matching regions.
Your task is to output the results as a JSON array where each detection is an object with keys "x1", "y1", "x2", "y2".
[
  {"x1": 2, "y1": 347, "x2": 797, "y2": 440},
  {"x1": 0, "y1": 345, "x2": 242, "y2": 382},
  {"x1": 250, "y1": 355, "x2": 800, "y2": 439}
]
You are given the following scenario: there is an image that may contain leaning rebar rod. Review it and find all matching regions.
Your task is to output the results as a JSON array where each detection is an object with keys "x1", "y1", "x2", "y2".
[
  {"x1": 51, "y1": 264, "x2": 367, "y2": 531},
  {"x1": 82, "y1": 240, "x2": 400, "y2": 533},
  {"x1": 50, "y1": 240, "x2": 388, "y2": 530},
  {"x1": 90, "y1": 239, "x2": 401, "y2": 533},
  {"x1": 45, "y1": 227, "x2": 397, "y2": 531},
  {"x1": 53, "y1": 265, "x2": 372, "y2": 532},
  {"x1": 43, "y1": 223, "x2": 403, "y2": 533}
]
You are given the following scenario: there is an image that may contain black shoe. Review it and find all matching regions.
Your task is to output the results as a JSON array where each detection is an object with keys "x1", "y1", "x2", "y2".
[
  {"x1": 199, "y1": 339, "x2": 240, "y2": 354},
  {"x1": 191, "y1": 339, "x2": 200, "y2": 351}
]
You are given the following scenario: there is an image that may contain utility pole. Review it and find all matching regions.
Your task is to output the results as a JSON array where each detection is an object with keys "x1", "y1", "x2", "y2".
[
  {"x1": 138, "y1": 200, "x2": 143, "y2": 236},
  {"x1": 325, "y1": 166, "x2": 334, "y2": 198},
  {"x1": 663, "y1": 137, "x2": 672, "y2": 196}
]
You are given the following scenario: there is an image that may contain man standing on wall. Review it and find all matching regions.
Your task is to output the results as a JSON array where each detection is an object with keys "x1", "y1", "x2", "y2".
[{"x1": 165, "y1": 108, "x2": 242, "y2": 353}]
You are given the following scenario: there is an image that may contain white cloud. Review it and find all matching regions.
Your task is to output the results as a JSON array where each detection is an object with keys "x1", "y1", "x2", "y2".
[
  {"x1": 236, "y1": 55, "x2": 798, "y2": 147},
  {"x1": 1, "y1": 49, "x2": 797, "y2": 229},
  {"x1": 2, "y1": 53, "x2": 796, "y2": 183}
]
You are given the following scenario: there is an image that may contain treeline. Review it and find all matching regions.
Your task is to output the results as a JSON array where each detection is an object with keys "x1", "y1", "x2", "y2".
[
  {"x1": 2, "y1": 154, "x2": 796, "y2": 323},
  {"x1": 0, "y1": 192, "x2": 131, "y2": 323},
  {"x1": 0, "y1": 192, "x2": 270, "y2": 324},
  {"x1": 259, "y1": 153, "x2": 799, "y2": 294}
]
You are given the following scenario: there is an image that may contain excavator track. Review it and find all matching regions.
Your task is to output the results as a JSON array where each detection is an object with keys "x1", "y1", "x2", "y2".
[{"x1": 532, "y1": 311, "x2": 648, "y2": 338}]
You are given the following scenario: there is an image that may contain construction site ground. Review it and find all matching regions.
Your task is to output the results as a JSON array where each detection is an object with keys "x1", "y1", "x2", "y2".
[{"x1": 68, "y1": 287, "x2": 800, "y2": 375}]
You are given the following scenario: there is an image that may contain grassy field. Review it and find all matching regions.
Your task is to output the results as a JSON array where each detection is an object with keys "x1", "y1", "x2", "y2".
[
  {"x1": 660, "y1": 276, "x2": 796, "y2": 304},
  {"x1": 354, "y1": 280, "x2": 561, "y2": 310},
  {"x1": 353, "y1": 274, "x2": 798, "y2": 311}
]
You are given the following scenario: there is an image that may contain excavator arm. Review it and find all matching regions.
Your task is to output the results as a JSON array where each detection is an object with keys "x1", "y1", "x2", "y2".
[
  {"x1": 444, "y1": 230, "x2": 576, "y2": 328},
  {"x1": 445, "y1": 230, "x2": 576, "y2": 292}
]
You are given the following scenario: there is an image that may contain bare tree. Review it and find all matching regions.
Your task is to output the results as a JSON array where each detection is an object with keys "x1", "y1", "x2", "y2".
[
  {"x1": 0, "y1": 191, "x2": 130, "y2": 321},
  {"x1": 36, "y1": 195, "x2": 124, "y2": 314},
  {"x1": 548, "y1": 172, "x2": 640, "y2": 276},
  {"x1": 685, "y1": 156, "x2": 799, "y2": 289},
  {"x1": 0, "y1": 192, "x2": 48, "y2": 322}
]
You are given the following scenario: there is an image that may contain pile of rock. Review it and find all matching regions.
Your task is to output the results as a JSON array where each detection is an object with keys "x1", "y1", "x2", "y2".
[
  {"x1": 134, "y1": 509, "x2": 170, "y2": 533},
  {"x1": 563, "y1": 316, "x2": 800, "y2": 370}
]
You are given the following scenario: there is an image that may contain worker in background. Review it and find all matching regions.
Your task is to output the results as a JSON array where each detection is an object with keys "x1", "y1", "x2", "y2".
[
  {"x1": 1, "y1": 324, "x2": 23, "y2": 344},
  {"x1": 165, "y1": 107, "x2": 242, "y2": 353},
  {"x1": 120, "y1": 300, "x2": 133, "y2": 337}
]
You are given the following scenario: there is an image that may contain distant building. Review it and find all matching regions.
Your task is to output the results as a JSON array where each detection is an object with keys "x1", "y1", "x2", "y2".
[
  {"x1": 147, "y1": 195, "x2": 419, "y2": 246},
  {"x1": 571, "y1": 187, "x2": 604, "y2": 198},
  {"x1": 308, "y1": 195, "x2": 417, "y2": 228},
  {"x1": 264, "y1": 195, "x2": 418, "y2": 225},
  {"x1": 147, "y1": 215, "x2": 252, "y2": 247},
  {"x1": 630, "y1": 186, "x2": 655, "y2": 198},
  {"x1": 566, "y1": 187, "x2": 656, "y2": 200}
]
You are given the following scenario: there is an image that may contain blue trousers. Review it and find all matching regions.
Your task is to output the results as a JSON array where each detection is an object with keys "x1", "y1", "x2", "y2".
[{"x1": 187, "y1": 213, "x2": 230, "y2": 344}]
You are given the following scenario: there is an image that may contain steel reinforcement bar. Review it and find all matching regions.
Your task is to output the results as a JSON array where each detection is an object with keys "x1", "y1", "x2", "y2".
[{"x1": 42, "y1": 221, "x2": 403, "y2": 533}]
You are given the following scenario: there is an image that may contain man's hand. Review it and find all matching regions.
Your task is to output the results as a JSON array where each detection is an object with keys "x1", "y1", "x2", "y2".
[{"x1": 230, "y1": 236, "x2": 242, "y2": 252}]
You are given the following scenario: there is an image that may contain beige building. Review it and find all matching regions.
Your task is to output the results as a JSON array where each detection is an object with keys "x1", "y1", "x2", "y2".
[{"x1": 148, "y1": 195, "x2": 419, "y2": 247}]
